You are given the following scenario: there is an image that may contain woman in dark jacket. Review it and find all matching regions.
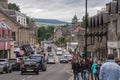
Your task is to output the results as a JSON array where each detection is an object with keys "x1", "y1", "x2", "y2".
[
  {"x1": 81, "y1": 59, "x2": 89, "y2": 80},
  {"x1": 72, "y1": 58, "x2": 81, "y2": 80}
]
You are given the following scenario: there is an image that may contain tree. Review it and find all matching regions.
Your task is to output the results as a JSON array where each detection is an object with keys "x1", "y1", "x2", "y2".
[
  {"x1": 37, "y1": 26, "x2": 55, "y2": 42},
  {"x1": 72, "y1": 15, "x2": 78, "y2": 24},
  {"x1": 81, "y1": 13, "x2": 89, "y2": 28},
  {"x1": 8, "y1": 3, "x2": 20, "y2": 11},
  {"x1": 38, "y1": 26, "x2": 46, "y2": 41}
]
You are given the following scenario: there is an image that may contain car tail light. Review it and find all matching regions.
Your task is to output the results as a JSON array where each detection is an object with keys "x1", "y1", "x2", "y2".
[
  {"x1": 16, "y1": 60, "x2": 20, "y2": 64},
  {"x1": 21, "y1": 64, "x2": 24, "y2": 68},
  {"x1": 35, "y1": 64, "x2": 39, "y2": 68}
]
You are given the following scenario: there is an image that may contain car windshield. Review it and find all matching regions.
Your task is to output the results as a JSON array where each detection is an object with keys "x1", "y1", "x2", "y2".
[
  {"x1": 29, "y1": 56, "x2": 42, "y2": 61},
  {"x1": 48, "y1": 54, "x2": 54, "y2": 57},
  {"x1": 0, "y1": 60, "x2": 7, "y2": 62},
  {"x1": 24, "y1": 60, "x2": 36, "y2": 64},
  {"x1": 48, "y1": 56, "x2": 54, "y2": 59},
  {"x1": 57, "y1": 50, "x2": 62, "y2": 51}
]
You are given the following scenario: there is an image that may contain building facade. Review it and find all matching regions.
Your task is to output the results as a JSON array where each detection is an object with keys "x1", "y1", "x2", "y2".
[
  {"x1": 87, "y1": 0, "x2": 120, "y2": 59},
  {"x1": 0, "y1": 0, "x2": 38, "y2": 58}
]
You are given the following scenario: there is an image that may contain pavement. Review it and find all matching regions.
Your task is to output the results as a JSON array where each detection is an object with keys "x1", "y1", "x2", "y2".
[
  {"x1": 68, "y1": 70, "x2": 92, "y2": 80},
  {"x1": 68, "y1": 70, "x2": 83, "y2": 80}
]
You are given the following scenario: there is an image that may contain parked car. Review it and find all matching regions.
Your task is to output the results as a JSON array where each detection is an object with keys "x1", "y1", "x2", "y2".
[
  {"x1": 21, "y1": 59, "x2": 39, "y2": 75},
  {"x1": 47, "y1": 56, "x2": 55, "y2": 64},
  {"x1": 29, "y1": 54, "x2": 47, "y2": 71},
  {"x1": 8, "y1": 58, "x2": 17, "y2": 71},
  {"x1": 64, "y1": 53, "x2": 73, "y2": 62},
  {"x1": 59, "y1": 57, "x2": 68, "y2": 63},
  {"x1": 0, "y1": 59, "x2": 12, "y2": 73}
]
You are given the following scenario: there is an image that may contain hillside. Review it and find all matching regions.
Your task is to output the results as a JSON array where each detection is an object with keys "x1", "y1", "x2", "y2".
[{"x1": 34, "y1": 18, "x2": 69, "y2": 25}]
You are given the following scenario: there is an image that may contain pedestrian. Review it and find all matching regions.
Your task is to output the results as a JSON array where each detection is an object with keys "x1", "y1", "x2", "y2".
[
  {"x1": 115, "y1": 57, "x2": 120, "y2": 66},
  {"x1": 72, "y1": 58, "x2": 81, "y2": 80},
  {"x1": 96, "y1": 60, "x2": 101, "y2": 80},
  {"x1": 91, "y1": 61, "x2": 97, "y2": 80},
  {"x1": 88, "y1": 58, "x2": 93, "y2": 80},
  {"x1": 99, "y1": 54, "x2": 120, "y2": 80},
  {"x1": 81, "y1": 59, "x2": 89, "y2": 80}
]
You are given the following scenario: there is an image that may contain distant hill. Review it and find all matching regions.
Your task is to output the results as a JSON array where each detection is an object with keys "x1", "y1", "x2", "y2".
[{"x1": 34, "y1": 18, "x2": 69, "y2": 25}]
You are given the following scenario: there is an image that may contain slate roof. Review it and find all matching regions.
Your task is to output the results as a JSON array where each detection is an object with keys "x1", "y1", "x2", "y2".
[{"x1": 0, "y1": 8, "x2": 30, "y2": 29}]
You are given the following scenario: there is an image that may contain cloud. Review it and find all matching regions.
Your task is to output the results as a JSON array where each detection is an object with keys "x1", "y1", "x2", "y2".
[{"x1": 8, "y1": 0, "x2": 112, "y2": 22}]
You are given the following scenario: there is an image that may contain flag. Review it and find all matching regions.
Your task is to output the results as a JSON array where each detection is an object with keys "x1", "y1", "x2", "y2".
[{"x1": 73, "y1": 51, "x2": 77, "y2": 57}]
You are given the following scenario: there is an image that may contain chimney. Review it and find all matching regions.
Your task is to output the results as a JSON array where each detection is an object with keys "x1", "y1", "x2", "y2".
[{"x1": 0, "y1": 0, "x2": 8, "y2": 9}]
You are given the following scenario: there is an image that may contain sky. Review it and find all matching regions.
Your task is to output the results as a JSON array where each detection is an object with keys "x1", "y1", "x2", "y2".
[{"x1": 8, "y1": 0, "x2": 112, "y2": 22}]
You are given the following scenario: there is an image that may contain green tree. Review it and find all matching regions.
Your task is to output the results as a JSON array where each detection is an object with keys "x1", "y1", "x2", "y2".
[
  {"x1": 72, "y1": 15, "x2": 78, "y2": 24},
  {"x1": 37, "y1": 26, "x2": 55, "y2": 42},
  {"x1": 81, "y1": 13, "x2": 89, "y2": 28},
  {"x1": 38, "y1": 26, "x2": 46, "y2": 41},
  {"x1": 8, "y1": 3, "x2": 20, "y2": 11}
]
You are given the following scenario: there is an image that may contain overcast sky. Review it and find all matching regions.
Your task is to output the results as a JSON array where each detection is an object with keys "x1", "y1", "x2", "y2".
[{"x1": 8, "y1": 0, "x2": 112, "y2": 22}]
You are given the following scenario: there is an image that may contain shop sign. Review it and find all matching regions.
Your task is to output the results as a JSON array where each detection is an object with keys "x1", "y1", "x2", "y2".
[
  {"x1": 107, "y1": 41, "x2": 117, "y2": 48},
  {"x1": 14, "y1": 47, "x2": 20, "y2": 51}
]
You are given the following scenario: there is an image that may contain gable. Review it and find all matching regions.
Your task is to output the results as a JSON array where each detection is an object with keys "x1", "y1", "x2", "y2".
[{"x1": 0, "y1": 11, "x2": 19, "y2": 31}]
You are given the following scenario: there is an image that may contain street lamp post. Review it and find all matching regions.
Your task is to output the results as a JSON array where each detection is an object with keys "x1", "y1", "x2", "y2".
[{"x1": 84, "y1": 0, "x2": 88, "y2": 58}]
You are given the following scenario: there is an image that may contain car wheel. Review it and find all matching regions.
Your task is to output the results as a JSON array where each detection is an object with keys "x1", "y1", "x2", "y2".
[
  {"x1": 21, "y1": 71, "x2": 23, "y2": 75},
  {"x1": 42, "y1": 68, "x2": 46, "y2": 71},
  {"x1": 6, "y1": 69, "x2": 9, "y2": 73},
  {"x1": 36, "y1": 71, "x2": 39, "y2": 75},
  {"x1": 9, "y1": 69, "x2": 12, "y2": 73}
]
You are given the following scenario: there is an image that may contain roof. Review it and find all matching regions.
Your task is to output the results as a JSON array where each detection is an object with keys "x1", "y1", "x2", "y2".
[
  {"x1": 0, "y1": 21, "x2": 11, "y2": 30},
  {"x1": 0, "y1": 8, "x2": 29, "y2": 29}
]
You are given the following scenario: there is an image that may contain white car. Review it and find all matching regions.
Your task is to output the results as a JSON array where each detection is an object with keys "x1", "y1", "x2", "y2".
[
  {"x1": 0, "y1": 59, "x2": 12, "y2": 73},
  {"x1": 56, "y1": 47, "x2": 62, "y2": 56},
  {"x1": 47, "y1": 57, "x2": 55, "y2": 64}
]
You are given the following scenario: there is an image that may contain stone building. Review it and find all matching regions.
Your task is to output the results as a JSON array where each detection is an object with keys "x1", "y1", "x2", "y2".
[
  {"x1": 87, "y1": 0, "x2": 120, "y2": 58},
  {"x1": 53, "y1": 27, "x2": 63, "y2": 42},
  {"x1": 0, "y1": 0, "x2": 8, "y2": 9},
  {"x1": 0, "y1": 0, "x2": 37, "y2": 58}
]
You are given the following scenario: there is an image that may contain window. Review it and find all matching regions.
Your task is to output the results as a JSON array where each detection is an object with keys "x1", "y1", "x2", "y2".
[
  {"x1": 12, "y1": 31, "x2": 16, "y2": 41},
  {"x1": 2, "y1": 30, "x2": 4, "y2": 38},
  {"x1": 8, "y1": 30, "x2": 10, "y2": 38}
]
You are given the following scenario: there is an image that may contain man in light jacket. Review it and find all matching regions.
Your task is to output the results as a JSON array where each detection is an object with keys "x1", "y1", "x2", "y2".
[{"x1": 99, "y1": 54, "x2": 120, "y2": 80}]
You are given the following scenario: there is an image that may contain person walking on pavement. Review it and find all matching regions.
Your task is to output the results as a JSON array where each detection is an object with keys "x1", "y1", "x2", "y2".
[
  {"x1": 88, "y1": 58, "x2": 93, "y2": 80},
  {"x1": 96, "y1": 60, "x2": 102, "y2": 80},
  {"x1": 72, "y1": 57, "x2": 81, "y2": 80},
  {"x1": 81, "y1": 59, "x2": 89, "y2": 80},
  {"x1": 91, "y1": 61, "x2": 97, "y2": 80},
  {"x1": 99, "y1": 54, "x2": 120, "y2": 80}
]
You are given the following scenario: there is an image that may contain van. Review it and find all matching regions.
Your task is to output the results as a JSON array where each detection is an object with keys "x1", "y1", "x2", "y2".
[
  {"x1": 29, "y1": 54, "x2": 47, "y2": 71},
  {"x1": 56, "y1": 47, "x2": 62, "y2": 56}
]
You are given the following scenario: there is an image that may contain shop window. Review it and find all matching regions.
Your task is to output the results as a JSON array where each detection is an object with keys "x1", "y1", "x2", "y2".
[
  {"x1": 2, "y1": 30, "x2": 4, "y2": 38},
  {"x1": 113, "y1": 49, "x2": 117, "y2": 57},
  {"x1": 12, "y1": 32, "x2": 16, "y2": 41},
  {"x1": 8, "y1": 30, "x2": 10, "y2": 38}
]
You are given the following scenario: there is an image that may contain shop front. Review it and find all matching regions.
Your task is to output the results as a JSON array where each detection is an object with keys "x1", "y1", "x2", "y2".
[
  {"x1": 107, "y1": 41, "x2": 120, "y2": 57},
  {"x1": 0, "y1": 41, "x2": 10, "y2": 58}
]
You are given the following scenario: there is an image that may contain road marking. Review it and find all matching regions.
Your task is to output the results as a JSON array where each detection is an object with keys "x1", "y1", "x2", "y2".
[
  {"x1": 67, "y1": 70, "x2": 73, "y2": 80},
  {"x1": 22, "y1": 75, "x2": 33, "y2": 80},
  {"x1": 27, "y1": 75, "x2": 32, "y2": 78}
]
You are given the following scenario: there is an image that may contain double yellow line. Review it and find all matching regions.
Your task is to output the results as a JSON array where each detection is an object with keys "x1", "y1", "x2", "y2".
[{"x1": 67, "y1": 70, "x2": 73, "y2": 80}]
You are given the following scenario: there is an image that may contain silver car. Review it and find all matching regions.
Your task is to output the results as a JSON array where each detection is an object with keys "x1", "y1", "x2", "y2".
[
  {"x1": 0, "y1": 59, "x2": 12, "y2": 73},
  {"x1": 47, "y1": 56, "x2": 55, "y2": 64}
]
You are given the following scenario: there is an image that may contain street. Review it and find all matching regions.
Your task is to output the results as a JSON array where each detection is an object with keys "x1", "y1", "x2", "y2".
[
  {"x1": 0, "y1": 63, "x2": 72, "y2": 80},
  {"x1": 0, "y1": 43, "x2": 72, "y2": 80}
]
